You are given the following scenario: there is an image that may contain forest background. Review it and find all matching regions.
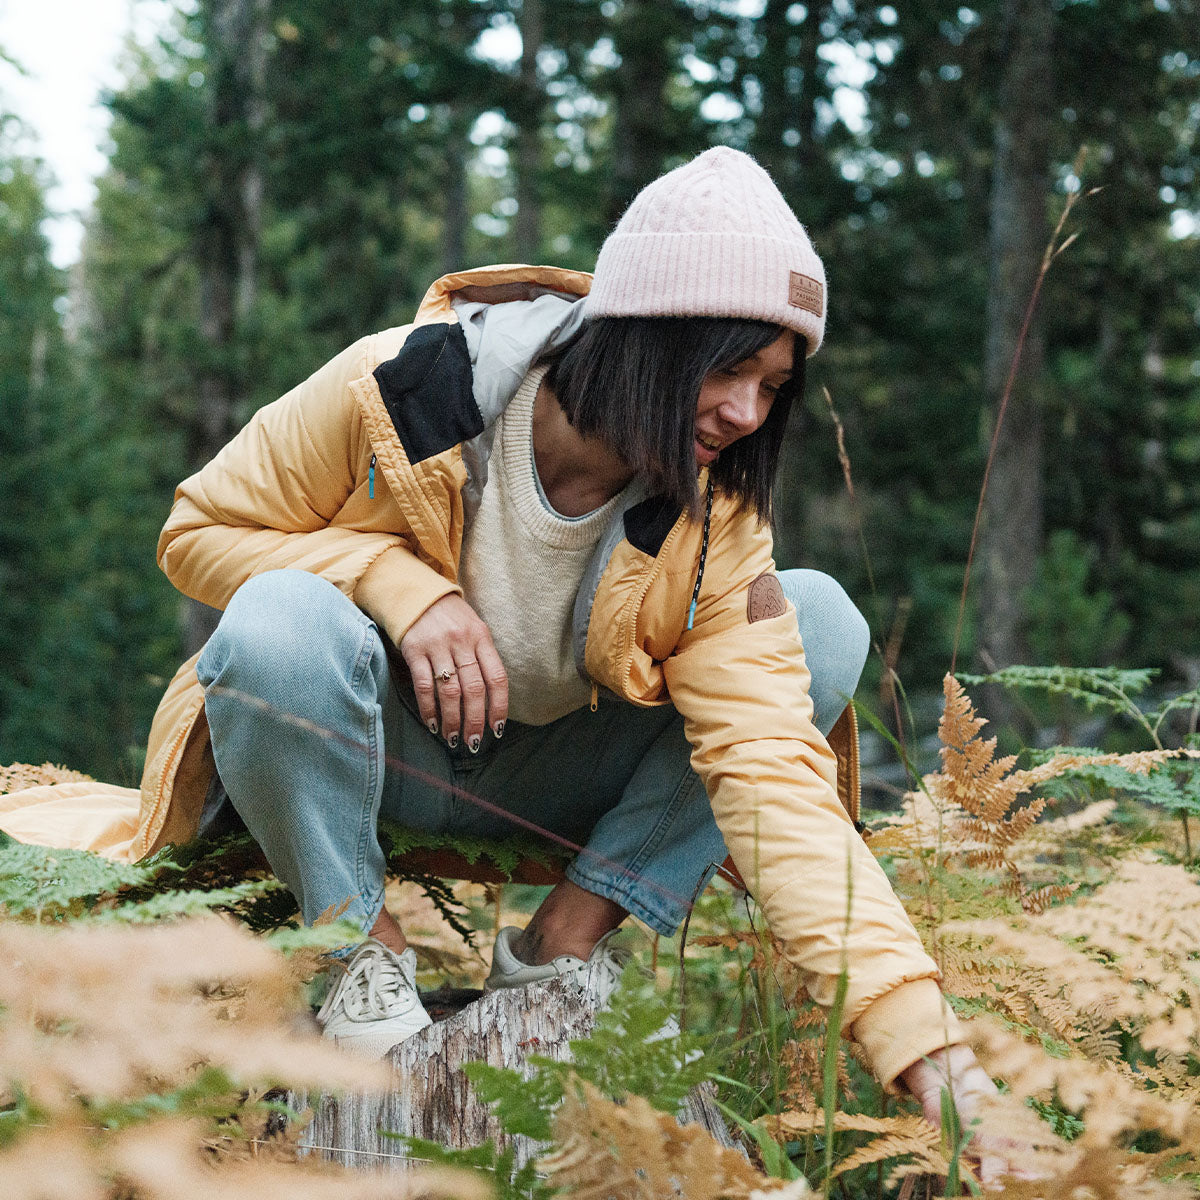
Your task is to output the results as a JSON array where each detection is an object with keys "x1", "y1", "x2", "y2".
[{"x1": 1, "y1": 0, "x2": 1197, "y2": 795}]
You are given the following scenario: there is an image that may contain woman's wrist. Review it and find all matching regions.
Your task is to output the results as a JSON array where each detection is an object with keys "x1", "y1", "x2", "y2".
[{"x1": 899, "y1": 1042, "x2": 998, "y2": 1128}]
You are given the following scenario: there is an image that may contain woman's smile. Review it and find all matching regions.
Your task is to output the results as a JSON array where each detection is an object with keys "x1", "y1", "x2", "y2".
[{"x1": 693, "y1": 329, "x2": 795, "y2": 465}]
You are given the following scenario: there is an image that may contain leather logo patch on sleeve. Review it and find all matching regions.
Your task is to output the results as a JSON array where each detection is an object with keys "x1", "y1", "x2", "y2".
[
  {"x1": 788, "y1": 271, "x2": 824, "y2": 318},
  {"x1": 747, "y1": 573, "x2": 787, "y2": 623}
]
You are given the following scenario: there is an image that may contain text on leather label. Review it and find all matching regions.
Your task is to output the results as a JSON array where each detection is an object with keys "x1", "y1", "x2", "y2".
[
  {"x1": 788, "y1": 271, "x2": 824, "y2": 317},
  {"x1": 747, "y1": 573, "x2": 787, "y2": 623}
]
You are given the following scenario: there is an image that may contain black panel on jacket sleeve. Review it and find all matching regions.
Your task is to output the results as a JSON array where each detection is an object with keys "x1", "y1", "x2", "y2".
[
  {"x1": 624, "y1": 493, "x2": 682, "y2": 556},
  {"x1": 373, "y1": 323, "x2": 482, "y2": 464}
]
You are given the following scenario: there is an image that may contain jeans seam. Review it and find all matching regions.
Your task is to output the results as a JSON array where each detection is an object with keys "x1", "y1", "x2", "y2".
[{"x1": 351, "y1": 624, "x2": 382, "y2": 921}]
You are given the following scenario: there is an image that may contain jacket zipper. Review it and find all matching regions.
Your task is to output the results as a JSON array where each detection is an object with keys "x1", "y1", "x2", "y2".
[
  {"x1": 618, "y1": 515, "x2": 687, "y2": 698},
  {"x1": 369, "y1": 453, "x2": 376, "y2": 498}
]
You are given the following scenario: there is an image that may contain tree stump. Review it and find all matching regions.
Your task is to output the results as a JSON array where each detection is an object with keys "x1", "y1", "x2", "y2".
[{"x1": 289, "y1": 975, "x2": 741, "y2": 1172}]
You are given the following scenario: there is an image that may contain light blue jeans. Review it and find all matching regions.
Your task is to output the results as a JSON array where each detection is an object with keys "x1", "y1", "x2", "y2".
[{"x1": 196, "y1": 568, "x2": 869, "y2": 938}]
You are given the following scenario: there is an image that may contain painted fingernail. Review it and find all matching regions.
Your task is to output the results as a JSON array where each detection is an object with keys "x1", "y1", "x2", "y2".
[
  {"x1": 493, "y1": 721, "x2": 505, "y2": 739},
  {"x1": 468, "y1": 735, "x2": 481, "y2": 754},
  {"x1": 427, "y1": 719, "x2": 438, "y2": 735},
  {"x1": 447, "y1": 733, "x2": 458, "y2": 749}
]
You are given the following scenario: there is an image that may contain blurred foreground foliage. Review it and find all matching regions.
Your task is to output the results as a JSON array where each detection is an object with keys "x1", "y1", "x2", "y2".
[{"x1": 6, "y1": 677, "x2": 1200, "y2": 1195}]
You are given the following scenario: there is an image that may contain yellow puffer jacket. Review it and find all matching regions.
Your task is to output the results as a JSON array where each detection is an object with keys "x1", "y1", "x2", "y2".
[{"x1": 9, "y1": 264, "x2": 963, "y2": 1086}]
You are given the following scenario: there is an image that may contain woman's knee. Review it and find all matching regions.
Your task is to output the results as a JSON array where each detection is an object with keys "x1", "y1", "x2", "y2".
[
  {"x1": 197, "y1": 569, "x2": 380, "y2": 700},
  {"x1": 778, "y1": 569, "x2": 870, "y2": 731}
]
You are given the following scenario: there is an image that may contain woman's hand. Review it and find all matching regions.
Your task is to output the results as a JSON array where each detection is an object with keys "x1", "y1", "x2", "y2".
[
  {"x1": 400, "y1": 594, "x2": 508, "y2": 751},
  {"x1": 900, "y1": 1044, "x2": 1010, "y2": 1189}
]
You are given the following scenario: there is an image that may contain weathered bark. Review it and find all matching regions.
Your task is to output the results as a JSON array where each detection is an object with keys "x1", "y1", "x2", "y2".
[
  {"x1": 513, "y1": 0, "x2": 544, "y2": 262},
  {"x1": 290, "y1": 975, "x2": 740, "y2": 1171},
  {"x1": 186, "y1": 0, "x2": 268, "y2": 656},
  {"x1": 975, "y1": 0, "x2": 1052, "y2": 685}
]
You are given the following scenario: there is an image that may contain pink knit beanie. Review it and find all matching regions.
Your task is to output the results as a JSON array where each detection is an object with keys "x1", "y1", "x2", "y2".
[{"x1": 584, "y1": 146, "x2": 826, "y2": 355}]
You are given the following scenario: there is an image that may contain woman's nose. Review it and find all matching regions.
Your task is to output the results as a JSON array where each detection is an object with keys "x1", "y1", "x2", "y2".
[{"x1": 720, "y1": 381, "x2": 765, "y2": 433}]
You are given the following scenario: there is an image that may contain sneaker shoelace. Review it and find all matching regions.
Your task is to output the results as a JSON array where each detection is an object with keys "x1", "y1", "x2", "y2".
[
  {"x1": 572, "y1": 940, "x2": 639, "y2": 1003},
  {"x1": 334, "y1": 944, "x2": 416, "y2": 1023}
]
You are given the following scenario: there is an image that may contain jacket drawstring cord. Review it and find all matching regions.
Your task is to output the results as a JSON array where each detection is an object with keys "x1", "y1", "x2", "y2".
[
  {"x1": 686, "y1": 478, "x2": 714, "y2": 631},
  {"x1": 369, "y1": 453, "x2": 376, "y2": 498}
]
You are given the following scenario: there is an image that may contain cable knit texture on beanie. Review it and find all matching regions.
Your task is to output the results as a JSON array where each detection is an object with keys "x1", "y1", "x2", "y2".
[{"x1": 584, "y1": 146, "x2": 826, "y2": 354}]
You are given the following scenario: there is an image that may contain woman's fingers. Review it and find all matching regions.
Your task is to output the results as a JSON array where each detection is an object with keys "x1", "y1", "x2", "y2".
[
  {"x1": 902, "y1": 1047, "x2": 1046, "y2": 1190},
  {"x1": 476, "y1": 637, "x2": 509, "y2": 737},
  {"x1": 409, "y1": 658, "x2": 439, "y2": 735},
  {"x1": 455, "y1": 655, "x2": 487, "y2": 752},
  {"x1": 435, "y1": 663, "x2": 464, "y2": 748},
  {"x1": 399, "y1": 594, "x2": 508, "y2": 749}
]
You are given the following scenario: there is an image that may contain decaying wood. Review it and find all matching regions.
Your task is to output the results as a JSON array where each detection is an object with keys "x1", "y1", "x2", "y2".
[{"x1": 290, "y1": 975, "x2": 741, "y2": 1171}]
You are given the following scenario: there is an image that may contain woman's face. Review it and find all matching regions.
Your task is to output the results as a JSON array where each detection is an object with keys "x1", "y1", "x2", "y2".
[{"x1": 693, "y1": 329, "x2": 795, "y2": 467}]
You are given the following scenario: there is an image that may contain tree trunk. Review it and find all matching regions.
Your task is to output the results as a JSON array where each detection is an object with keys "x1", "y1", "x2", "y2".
[
  {"x1": 748, "y1": 0, "x2": 824, "y2": 217},
  {"x1": 187, "y1": 0, "x2": 268, "y2": 656},
  {"x1": 442, "y1": 109, "x2": 469, "y2": 274},
  {"x1": 975, "y1": 0, "x2": 1052, "y2": 687},
  {"x1": 513, "y1": 0, "x2": 544, "y2": 262},
  {"x1": 606, "y1": 0, "x2": 676, "y2": 226},
  {"x1": 290, "y1": 975, "x2": 739, "y2": 1170}
]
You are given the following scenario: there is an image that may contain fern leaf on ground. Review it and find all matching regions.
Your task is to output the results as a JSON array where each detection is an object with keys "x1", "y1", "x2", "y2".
[
  {"x1": 540, "y1": 1079, "x2": 812, "y2": 1198},
  {"x1": 0, "y1": 761, "x2": 94, "y2": 792}
]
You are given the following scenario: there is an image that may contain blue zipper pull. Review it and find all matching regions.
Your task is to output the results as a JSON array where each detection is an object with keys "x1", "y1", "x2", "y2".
[{"x1": 369, "y1": 453, "x2": 376, "y2": 499}]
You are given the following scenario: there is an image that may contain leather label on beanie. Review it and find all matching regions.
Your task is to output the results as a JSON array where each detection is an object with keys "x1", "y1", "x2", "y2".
[
  {"x1": 748, "y1": 573, "x2": 787, "y2": 623},
  {"x1": 788, "y1": 271, "x2": 824, "y2": 318}
]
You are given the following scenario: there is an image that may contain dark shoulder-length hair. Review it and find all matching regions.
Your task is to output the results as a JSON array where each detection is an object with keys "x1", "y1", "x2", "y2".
[{"x1": 543, "y1": 316, "x2": 806, "y2": 522}]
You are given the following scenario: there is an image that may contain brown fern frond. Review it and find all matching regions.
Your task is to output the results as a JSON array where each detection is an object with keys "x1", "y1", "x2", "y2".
[
  {"x1": 831, "y1": 1133, "x2": 949, "y2": 1180},
  {"x1": 769, "y1": 1110, "x2": 952, "y2": 1183},
  {"x1": 542, "y1": 1079, "x2": 812, "y2": 1198},
  {"x1": 0, "y1": 762, "x2": 94, "y2": 793},
  {"x1": 771, "y1": 1108, "x2": 936, "y2": 1138},
  {"x1": 963, "y1": 846, "x2": 1011, "y2": 871},
  {"x1": 939, "y1": 675, "x2": 988, "y2": 745},
  {"x1": 1020, "y1": 882, "x2": 1078, "y2": 916}
]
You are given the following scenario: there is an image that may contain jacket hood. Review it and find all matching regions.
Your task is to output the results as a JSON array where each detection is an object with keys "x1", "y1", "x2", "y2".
[
  {"x1": 413, "y1": 263, "x2": 593, "y2": 324},
  {"x1": 411, "y1": 265, "x2": 595, "y2": 520}
]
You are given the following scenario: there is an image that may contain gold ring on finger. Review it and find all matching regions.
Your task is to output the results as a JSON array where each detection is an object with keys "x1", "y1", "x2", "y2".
[{"x1": 439, "y1": 668, "x2": 454, "y2": 683}]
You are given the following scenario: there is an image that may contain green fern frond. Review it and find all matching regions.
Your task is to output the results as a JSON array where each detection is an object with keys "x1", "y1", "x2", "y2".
[
  {"x1": 1047, "y1": 762, "x2": 1200, "y2": 816},
  {"x1": 85, "y1": 878, "x2": 288, "y2": 923},
  {"x1": 378, "y1": 820, "x2": 561, "y2": 878},
  {"x1": 0, "y1": 835, "x2": 178, "y2": 920},
  {"x1": 958, "y1": 665, "x2": 1156, "y2": 715}
]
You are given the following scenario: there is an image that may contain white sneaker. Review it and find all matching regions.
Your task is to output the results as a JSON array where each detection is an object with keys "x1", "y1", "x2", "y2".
[
  {"x1": 486, "y1": 926, "x2": 691, "y2": 1054},
  {"x1": 485, "y1": 926, "x2": 629, "y2": 1002},
  {"x1": 316, "y1": 939, "x2": 432, "y2": 1058}
]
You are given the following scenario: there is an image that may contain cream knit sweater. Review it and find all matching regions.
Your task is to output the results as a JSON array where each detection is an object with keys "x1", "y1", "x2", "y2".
[{"x1": 459, "y1": 365, "x2": 625, "y2": 725}]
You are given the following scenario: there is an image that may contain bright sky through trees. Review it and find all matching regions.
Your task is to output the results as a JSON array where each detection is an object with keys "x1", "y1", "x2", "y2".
[{"x1": 0, "y1": 0, "x2": 172, "y2": 266}]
